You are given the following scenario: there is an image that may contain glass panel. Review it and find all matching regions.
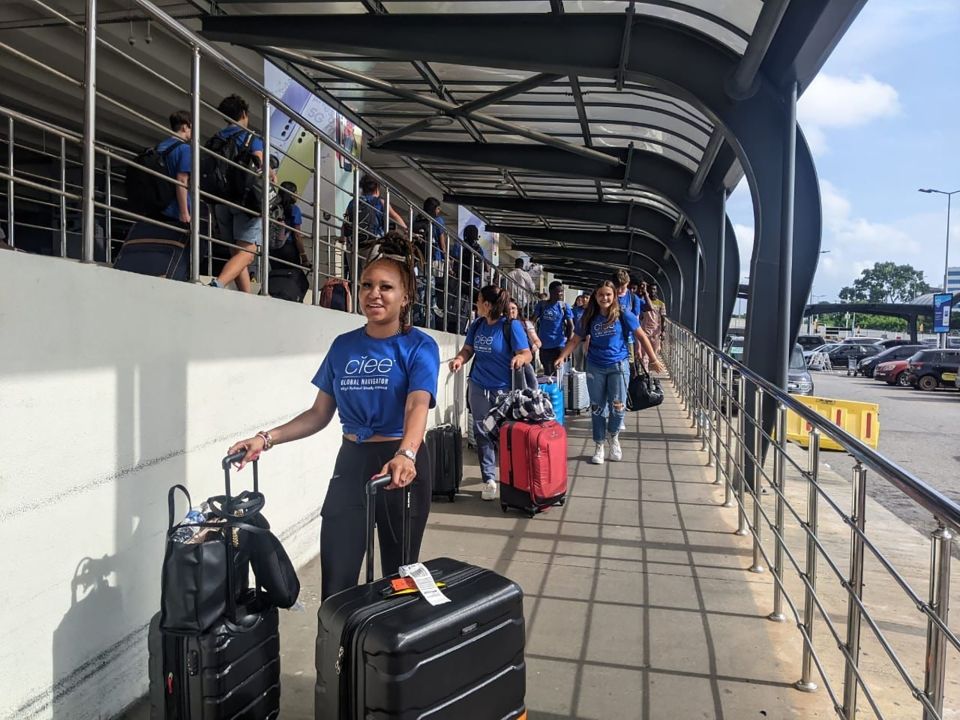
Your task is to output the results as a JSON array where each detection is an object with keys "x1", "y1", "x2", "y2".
[{"x1": 384, "y1": 0, "x2": 552, "y2": 12}]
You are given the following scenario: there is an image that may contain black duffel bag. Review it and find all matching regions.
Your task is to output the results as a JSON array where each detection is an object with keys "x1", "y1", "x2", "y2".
[
  {"x1": 626, "y1": 365, "x2": 664, "y2": 412},
  {"x1": 160, "y1": 456, "x2": 300, "y2": 635}
]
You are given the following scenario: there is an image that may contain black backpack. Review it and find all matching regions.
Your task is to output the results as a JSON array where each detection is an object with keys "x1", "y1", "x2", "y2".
[
  {"x1": 125, "y1": 141, "x2": 182, "y2": 218},
  {"x1": 343, "y1": 195, "x2": 381, "y2": 243},
  {"x1": 200, "y1": 130, "x2": 259, "y2": 206}
]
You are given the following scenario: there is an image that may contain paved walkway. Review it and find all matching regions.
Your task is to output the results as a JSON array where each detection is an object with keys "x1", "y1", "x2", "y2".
[{"x1": 126, "y1": 379, "x2": 833, "y2": 719}]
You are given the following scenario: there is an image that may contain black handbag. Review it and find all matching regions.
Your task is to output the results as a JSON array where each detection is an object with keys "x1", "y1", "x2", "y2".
[{"x1": 626, "y1": 366, "x2": 664, "y2": 411}]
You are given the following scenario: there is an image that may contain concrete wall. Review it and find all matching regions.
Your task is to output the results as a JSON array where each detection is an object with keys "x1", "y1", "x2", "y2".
[{"x1": 0, "y1": 251, "x2": 466, "y2": 720}]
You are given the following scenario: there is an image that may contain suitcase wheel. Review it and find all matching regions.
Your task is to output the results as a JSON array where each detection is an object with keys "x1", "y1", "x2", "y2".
[
  {"x1": 527, "y1": 510, "x2": 536, "y2": 519},
  {"x1": 558, "y1": 497, "x2": 566, "y2": 507},
  {"x1": 448, "y1": 491, "x2": 456, "y2": 503},
  {"x1": 501, "y1": 503, "x2": 508, "y2": 514}
]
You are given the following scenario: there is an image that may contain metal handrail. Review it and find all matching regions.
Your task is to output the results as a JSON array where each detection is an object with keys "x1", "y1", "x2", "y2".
[{"x1": 665, "y1": 320, "x2": 956, "y2": 720}]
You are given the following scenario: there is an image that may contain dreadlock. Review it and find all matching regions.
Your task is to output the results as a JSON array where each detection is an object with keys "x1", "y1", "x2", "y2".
[{"x1": 362, "y1": 230, "x2": 422, "y2": 330}]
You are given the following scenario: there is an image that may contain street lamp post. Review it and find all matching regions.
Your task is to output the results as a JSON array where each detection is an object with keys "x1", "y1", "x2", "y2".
[{"x1": 919, "y1": 188, "x2": 958, "y2": 348}]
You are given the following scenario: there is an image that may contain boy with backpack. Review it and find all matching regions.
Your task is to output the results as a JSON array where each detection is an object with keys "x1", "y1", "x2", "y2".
[
  {"x1": 534, "y1": 281, "x2": 574, "y2": 374},
  {"x1": 204, "y1": 94, "x2": 272, "y2": 292}
]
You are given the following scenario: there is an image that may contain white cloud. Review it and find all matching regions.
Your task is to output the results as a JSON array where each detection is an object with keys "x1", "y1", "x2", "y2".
[
  {"x1": 798, "y1": 74, "x2": 900, "y2": 154},
  {"x1": 732, "y1": 223, "x2": 754, "y2": 281}
]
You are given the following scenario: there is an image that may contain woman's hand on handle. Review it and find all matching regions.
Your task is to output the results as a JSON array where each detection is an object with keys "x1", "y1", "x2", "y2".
[
  {"x1": 227, "y1": 436, "x2": 266, "y2": 471},
  {"x1": 378, "y1": 454, "x2": 417, "y2": 490},
  {"x1": 449, "y1": 356, "x2": 465, "y2": 373},
  {"x1": 510, "y1": 349, "x2": 532, "y2": 370}
]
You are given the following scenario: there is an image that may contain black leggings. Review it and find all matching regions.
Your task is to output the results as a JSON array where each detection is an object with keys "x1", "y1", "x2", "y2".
[{"x1": 320, "y1": 438, "x2": 432, "y2": 600}]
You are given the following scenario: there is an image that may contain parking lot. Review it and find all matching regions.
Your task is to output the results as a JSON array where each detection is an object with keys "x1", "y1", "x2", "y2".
[{"x1": 808, "y1": 369, "x2": 960, "y2": 536}]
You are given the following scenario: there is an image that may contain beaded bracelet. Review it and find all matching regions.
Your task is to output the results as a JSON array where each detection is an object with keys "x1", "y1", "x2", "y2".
[{"x1": 256, "y1": 430, "x2": 273, "y2": 450}]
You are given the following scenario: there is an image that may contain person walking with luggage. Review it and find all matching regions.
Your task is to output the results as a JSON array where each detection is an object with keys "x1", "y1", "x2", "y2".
[
  {"x1": 571, "y1": 294, "x2": 588, "y2": 371},
  {"x1": 227, "y1": 232, "x2": 440, "y2": 600},
  {"x1": 534, "y1": 281, "x2": 574, "y2": 374},
  {"x1": 509, "y1": 299, "x2": 541, "y2": 358},
  {"x1": 448, "y1": 286, "x2": 533, "y2": 501},
  {"x1": 554, "y1": 281, "x2": 665, "y2": 465}
]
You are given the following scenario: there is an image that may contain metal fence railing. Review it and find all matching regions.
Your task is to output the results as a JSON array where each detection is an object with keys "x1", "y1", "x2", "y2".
[
  {"x1": 665, "y1": 320, "x2": 958, "y2": 720},
  {"x1": 0, "y1": 0, "x2": 540, "y2": 333}
]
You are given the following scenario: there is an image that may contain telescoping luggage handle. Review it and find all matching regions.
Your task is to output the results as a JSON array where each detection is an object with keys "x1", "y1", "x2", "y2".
[
  {"x1": 365, "y1": 476, "x2": 412, "y2": 584},
  {"x1": 222, "y1": 450, "x2": 260, "y2": 499}
]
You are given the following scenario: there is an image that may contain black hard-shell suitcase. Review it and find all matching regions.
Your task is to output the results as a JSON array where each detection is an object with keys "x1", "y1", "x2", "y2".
[
  {"x1": 315, "y1": 477, "x2": 526, "y2": 720},
  {"x1": 268, "y1": 267, "x2": 309, "y2": 303},
  {"x1": 114, "y1": 238, "x2": 189, "y2": 280},
  {"x1": 148, "y1": 452, "x2": 283, "y2": 719},
  {"x1": 426, "y1": 424, "x2": 462, "y2": 502}
]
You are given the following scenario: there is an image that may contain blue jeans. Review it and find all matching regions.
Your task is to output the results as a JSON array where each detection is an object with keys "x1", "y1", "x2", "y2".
[
  {"x1": 468, "y1": 379, "x2": 502, "y2": 484},
  {"x1": 586, "y1": 359, "x2": 629, "y2": 443}
]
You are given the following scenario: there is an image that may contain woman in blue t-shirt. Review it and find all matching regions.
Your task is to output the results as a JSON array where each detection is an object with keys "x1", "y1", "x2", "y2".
[
  {"x1": 228, "y1": 232, "x2": 440, "y2": 599},
  {"x1": 555, "y1": 281, "x2": 665, "y2": 466},
  {"x1": 448, "y1": 286, "x2": 532, "y2": 501}
]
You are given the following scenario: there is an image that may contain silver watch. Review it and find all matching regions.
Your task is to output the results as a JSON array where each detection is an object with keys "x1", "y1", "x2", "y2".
[{"x1": 395, "y1": 448, "x2": 417, "y2": 463}]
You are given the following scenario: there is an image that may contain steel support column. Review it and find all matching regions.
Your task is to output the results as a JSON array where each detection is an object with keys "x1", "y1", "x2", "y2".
[{"x1": 81, "y1": 0, "x2": 97, "y2": 263}]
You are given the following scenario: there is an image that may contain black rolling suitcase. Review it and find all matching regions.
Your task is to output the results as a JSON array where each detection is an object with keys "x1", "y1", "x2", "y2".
[
  {"x1": 148, "y1": 453, "x2": 283, "y2": 719},
  {"x1": 426, "y1": 423, "x2": 463, "y2": 502},
  {"x1": 114, "y1": 238, "x2": 190, "y2": 280},
  {"x1": 315, "y1": 476, "x2": 526, "y2": 720}
]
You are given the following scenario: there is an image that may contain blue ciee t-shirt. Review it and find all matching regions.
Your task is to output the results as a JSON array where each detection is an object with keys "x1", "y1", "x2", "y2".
[
  {"x1": 312, "y1": 327, "x2": 440, "y2": 441},
  {"x1": 535, "y1": 300, "x2": 573, "y2": 350},
  {"x1": 578, "y1": 310, "x2": 640, "y2": 367},
  {"x1": 466, "y1": 317, "x2": 530, "y2": 391}
]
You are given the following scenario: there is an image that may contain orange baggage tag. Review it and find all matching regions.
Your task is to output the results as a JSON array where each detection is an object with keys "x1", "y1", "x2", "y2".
[{"x1": 391, "y1": 577, "x2": 418, "y2": 592}]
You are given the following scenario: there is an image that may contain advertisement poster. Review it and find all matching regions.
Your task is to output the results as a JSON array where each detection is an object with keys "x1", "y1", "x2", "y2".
[
  {"x1": 264, "y1": 61, "x2": 361, "y2": 227},
  {"x1": 933, "y1": 293, "x2": 952, "y2": 334}
]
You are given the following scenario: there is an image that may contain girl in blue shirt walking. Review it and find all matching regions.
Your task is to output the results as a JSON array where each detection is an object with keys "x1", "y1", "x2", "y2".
[
  {"x1": 228, "y1": 232, "x2": 440, "y2": 599},
  {"x1": 555, "y1": 281, "x2": 665, "y2": 465},
  {"x1": 448, "y1": 286, "x2": 533, "y2": 500}
]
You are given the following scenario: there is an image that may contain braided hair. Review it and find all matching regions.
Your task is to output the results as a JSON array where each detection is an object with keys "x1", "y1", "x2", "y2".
[{"x1": 362, "y1": 230, "x2": 422, "y2": 330}]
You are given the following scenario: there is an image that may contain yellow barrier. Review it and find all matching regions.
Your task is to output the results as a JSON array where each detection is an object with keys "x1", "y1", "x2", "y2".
[{"x1": 785, "y1": 395, "x2": 880, "y2": 451}]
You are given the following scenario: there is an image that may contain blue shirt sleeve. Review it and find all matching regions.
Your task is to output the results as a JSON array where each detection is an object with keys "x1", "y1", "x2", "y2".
[
  {"x1": 510, "y1": 319, "x2": 530, "y2": 352},
  {"x1": 311, "y1": 351, "x2": 335, "y2": 396},
  {"x1": 172, "y1": 143, "x2": 191, "y2": 175},
  {"x1": 533, "y1": 302, "x2": 543, "y2": 320},
  {"x1": 563, "y1": 304, "x2": 573, "y2": 321},
  {"x1": 249, "y1": 134, "x2": 265, "y2": 154},
  {"x1": 576, "y1": 315, "x2": 588, "y2": 338},
  {"x1": 289, "y1": 205, "x2": 303, "y2": 227},
  {"x1": 407, "y1": 338, "x2": 440, "y2": 407},
  {"x1": 623, "y1": 310, "x2": 641, "y2": 335}
]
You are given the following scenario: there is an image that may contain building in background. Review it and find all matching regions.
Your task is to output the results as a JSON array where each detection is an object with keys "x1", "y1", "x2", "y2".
[{"x1": 946, "y1": 266, "x2": 960, "y2": 294}]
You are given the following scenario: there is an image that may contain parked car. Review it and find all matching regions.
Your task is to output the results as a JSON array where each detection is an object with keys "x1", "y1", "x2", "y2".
[
  {"x1": 841, "y1": 336, "x2": 875, "y2": 344},
  {"x1": 804, "y1": 343, "x2": 839, "y2": 364},
  {"x1": 875, "y1": 359, "x2": 911, "y2": 386},
  {"x1": 904, "y1": 349, "x2": 960, "y2": 391},
  {"x1": 796, "y1": 334, "x2": 825, "y2": 354},
  {"x1": 871, "y1": 338, "x2": 918, "y2": 350},
  {"x1": 787, "y1": 344, "x2": 814, "y2": 395},
  {"x1": 825, "y1": 343, "x2": 881, "y2": 370},
  {"x1": 857, "y1": 344, "x2": 925, "y2": 378}
]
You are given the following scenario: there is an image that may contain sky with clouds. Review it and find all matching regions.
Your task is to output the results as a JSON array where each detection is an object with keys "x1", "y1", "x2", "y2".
[{"x1": 727, "y1": 0, "x2": 960, "y2": 302}]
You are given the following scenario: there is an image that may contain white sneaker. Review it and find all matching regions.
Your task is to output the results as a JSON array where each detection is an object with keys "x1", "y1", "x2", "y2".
[
  {"x1": 590, "y1": 442, "x2": 605, "y2": 465},
  {"x1": 481, "y1": 482, "x2": 498, "y2": 501},
  {"x1": 608, "y1": 434, "x2": 623, "y2": 461}
]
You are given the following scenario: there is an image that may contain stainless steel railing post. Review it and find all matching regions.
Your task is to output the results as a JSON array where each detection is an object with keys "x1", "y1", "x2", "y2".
[
  {"x1": 350, "y1": 170, "x2": 360, "y2": 312},
  {"x1": 768, "y1": 403, "x2": 787, "y2": 622},
  {"x1": 59, "y1": 136, "x2": 67, "y2": 258},
  {"x1": 80, "y1": 0, "x2": 97, "y2": 263},
  {"x1": 713, "y1": 353, "x2": 723, "y2": 484},
  {"x1": 425, "y1": 223, "x2": 435, "y2": 330},
  {"x1": 5, "y1": 116, "x2": 13, "y2": 247},
  {"x1": 921, "y1": 522, "x2": 954, "y2": 720},
  {"x1": 311, "y1": 140, "x2": 321, "y2": 305},
  {"x1": 259, "y1": 98, "x2": 271, "y2": 297},
  {"x1": 704, "y1": 348, "x2": 713, "y2": 461},
  {"x1": 841, "y1": 462, "x2": 868, "y2": 718},
  {"x1": 796, "y1": 428, "x2": 820, "y2": 692},
  {"x1": 749, "y1": 387, "x2": 765, "y2": 573},
  {"x1": 189, "y1": 46, "x2": 201, "y2": 282},
  {"x1": 456, "y1": 239, "x2": 464, "y2": 335},
  {"x1": 104, "y1": 155, "x2": 112, "y2": 263},
  {"x1": 384, "y1": 188, "x2": 391, "y2": 233},
  {"x1": 735, "y1": 377, "x2": 748, "y2": 535},
  {"x1": 723, "y1": 363, "x2": 735, "y2": 508},
  {"x1": 443, "y1": 230, "x2": 451, "y2": 328}
]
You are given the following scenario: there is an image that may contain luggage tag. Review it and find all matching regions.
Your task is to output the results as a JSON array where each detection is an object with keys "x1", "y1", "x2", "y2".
[
  {"x1": 398, "y1": 563, "x2": 451, "y2": 606},
  {"x1": 386, "y1": 576, "x2": 448, "y2": 597}
]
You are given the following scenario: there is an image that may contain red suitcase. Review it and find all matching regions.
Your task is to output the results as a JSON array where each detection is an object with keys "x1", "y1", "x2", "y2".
[{"x1": 499, "y1": 420, "x2": 568, "y2": 517}]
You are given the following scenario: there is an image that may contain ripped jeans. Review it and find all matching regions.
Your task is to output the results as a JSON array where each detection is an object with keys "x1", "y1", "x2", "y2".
[{"x1": 585, "y1": 358, "x2": 629, "y2": 443}]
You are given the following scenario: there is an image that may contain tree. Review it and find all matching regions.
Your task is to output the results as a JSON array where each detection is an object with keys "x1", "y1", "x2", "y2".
[{"x1": 838, "y1": 262, "x2": 930, "y2": 304}]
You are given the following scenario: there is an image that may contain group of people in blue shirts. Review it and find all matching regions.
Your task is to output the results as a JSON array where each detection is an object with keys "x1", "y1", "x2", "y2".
[{"x1": 225, "y1": 240, "x2": 666, "y2": 596}]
